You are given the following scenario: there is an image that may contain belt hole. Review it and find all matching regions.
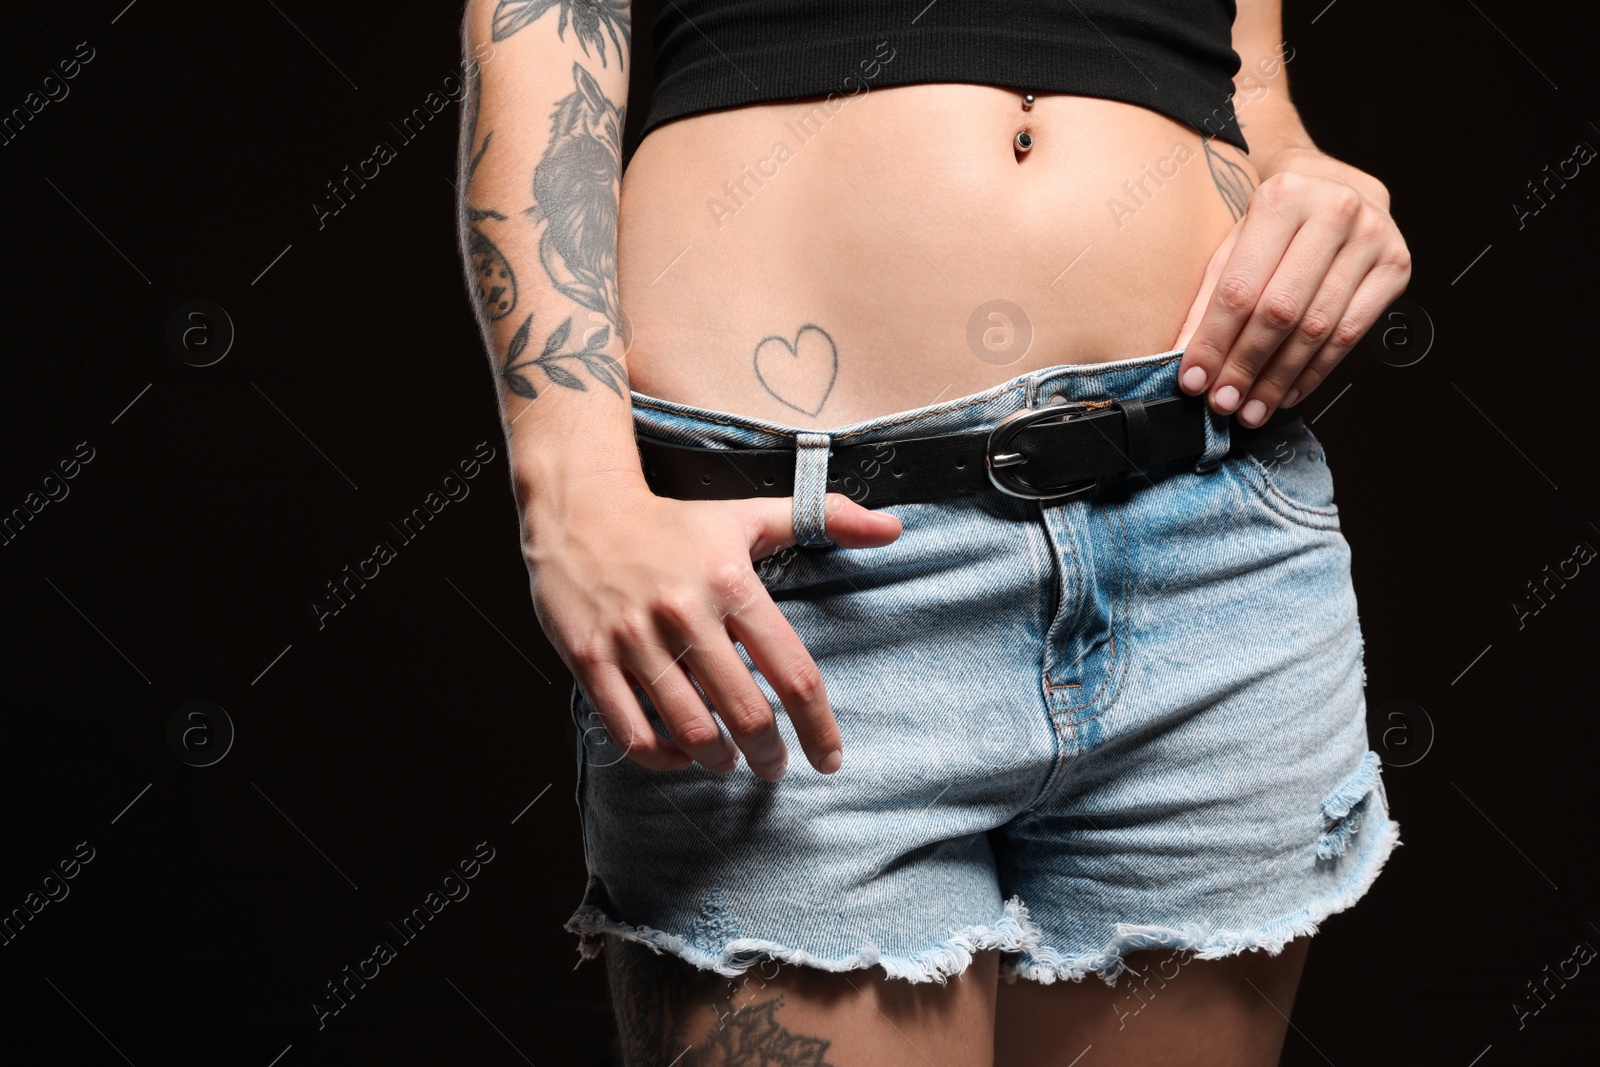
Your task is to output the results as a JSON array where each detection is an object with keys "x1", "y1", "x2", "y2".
[
  {"x1": 762, "y1": 475, "x2": 775, "y2": 486},
  {"x1": 700, "y1": 474, "x2": 712, "y2": 485},
  {"x1": 892, "y1": 467, "x2": 904, "y2": 478}
]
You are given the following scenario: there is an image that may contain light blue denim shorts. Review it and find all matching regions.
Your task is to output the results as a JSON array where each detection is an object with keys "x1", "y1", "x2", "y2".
[{"x1": 565, "y1": 346, "x2": 1402, "y2": 986}]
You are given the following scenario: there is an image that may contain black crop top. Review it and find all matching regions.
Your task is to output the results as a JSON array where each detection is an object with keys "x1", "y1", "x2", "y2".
[{"x1": 641, "y1": 1, "x2": 1247, "y2": 151}]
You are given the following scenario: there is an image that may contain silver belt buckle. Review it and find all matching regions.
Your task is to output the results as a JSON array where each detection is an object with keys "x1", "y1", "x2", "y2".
[{"x1": 985, "y1": 402, "x2": 1099, "y2": 500}]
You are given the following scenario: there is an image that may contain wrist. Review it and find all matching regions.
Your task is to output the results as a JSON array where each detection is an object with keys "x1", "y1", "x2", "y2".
[
  {"x1": 1248, "y1": 140, "x2": 1322, "y2": 183},
  {"x1": 511, "y1": 448, "x2": 652, "y2": 525},
  {"x1": 1263, "y1": 145, "x2": 1391, "y2": 213}
]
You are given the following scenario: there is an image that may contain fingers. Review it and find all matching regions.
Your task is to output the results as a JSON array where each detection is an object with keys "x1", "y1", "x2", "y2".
[
  {"x1": 1206, "y1": 218, "x2": 1346, "y2": 417},
  {"x1": 1278, "y1": 260, "x2": 1411, "y2": 410},
  {"x1": 735, "y1": 491, "x2": 885, "y2": 775},
  {"x1": 1174, "y1": 216, "x2": 1242, "y2": 353},
  {"x1": 1240, "y1": 237, "x2": 1379, "y2": 419},
  {"x1": 1201, "y1": 204, "x2": 1372, "y2": 426},
  {"x1": 715, "y1": 491, "x2": 887, "y2": 776},
  {"x1": 572, "y1": 663, "x2": 694, "y2": 773},
  {"x1": 743, "y1": 492, "x2": 903, "y2": 560},
  {"x1": 825, "y1": 494, "x2": 904, "y2": 548},
  {"x1": 610, "y1": 575, "x2": 838, "y2": 781},
  {"x1": 620, "y1": 639, "x2": 743, "y2": 774},
  {"x1": 677, "y1": 632, "x2": 791, "y2": 782},
  {"x1": 724, "y1": 592, "x2": 842, "y2": 774},
  {"x1": 577, "y1": 492, "x2": 892, "y2": 781},
  {"x1": 1178, "y1": 169, "x2": 1413, "y2": 422},
  {"x1": 1177, "y1": 184, "x2": 1304, "y2": 407},
  {"x1": 605, "y1": 556, "x2": 831, "y2": 781}
]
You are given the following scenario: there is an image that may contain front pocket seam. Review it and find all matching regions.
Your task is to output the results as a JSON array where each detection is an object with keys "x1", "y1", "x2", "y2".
[{"x1": 1228, "y1": 454, "x2": 1342, "y2": 531}]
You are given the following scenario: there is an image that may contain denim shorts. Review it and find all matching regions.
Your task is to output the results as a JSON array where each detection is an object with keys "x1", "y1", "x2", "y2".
[{"x1": 564, "y1": 346, "x2": 1401, "y2": 985}]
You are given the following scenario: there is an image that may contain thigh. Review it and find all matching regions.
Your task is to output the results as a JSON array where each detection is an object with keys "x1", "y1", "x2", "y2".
[
  {"x1": 605, "y1": 935, "x2": 1000, "y2": 1067},
  {"x1": 994, "y1": 940, "x2": 1311, "y2": 1067}
]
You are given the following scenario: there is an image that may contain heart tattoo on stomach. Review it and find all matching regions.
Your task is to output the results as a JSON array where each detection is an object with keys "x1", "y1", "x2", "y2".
[{"x1": 753, "y1": 324, "x2": 839, "y2": 418}]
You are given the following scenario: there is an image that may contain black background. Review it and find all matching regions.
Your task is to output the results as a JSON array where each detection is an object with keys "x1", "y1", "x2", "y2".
[{"x1": 2, "y1": 2, "x2": 1597, "y2": 1064}]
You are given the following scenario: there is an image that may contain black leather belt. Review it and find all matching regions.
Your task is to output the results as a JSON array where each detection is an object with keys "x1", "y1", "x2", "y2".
[{"x1": 639, "y1": 393, "x2": 1301, "y2": 507}]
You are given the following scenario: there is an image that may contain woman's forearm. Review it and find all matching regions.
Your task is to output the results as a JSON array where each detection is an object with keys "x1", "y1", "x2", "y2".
[
  {"x1": 1229, "y1": 0, "x2": 1317, "y2": 184},
  {"x1": 456, "y1": 0, "x2": 645, "y2": 515},
  {"x1": 1236, "y1": 97, "x2": 1317, "y2": 184}
]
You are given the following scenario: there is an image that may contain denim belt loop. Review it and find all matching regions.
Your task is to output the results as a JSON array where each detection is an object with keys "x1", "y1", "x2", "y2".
[
  {"x1": 1195, "y1": 404, "x2": 1232, "y2": 473},
  {"x1": 792, "y1": 432, "x2": 834, "y2": 547}
]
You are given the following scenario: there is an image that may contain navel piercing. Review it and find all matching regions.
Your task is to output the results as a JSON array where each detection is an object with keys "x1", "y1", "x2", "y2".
[{"x1": 1016, "y1": 94, "x2": 1036, "y2": 155}]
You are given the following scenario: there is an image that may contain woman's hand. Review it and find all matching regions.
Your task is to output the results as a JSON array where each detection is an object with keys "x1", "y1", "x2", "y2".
[
  {"x1": 1173, "y1": 147, "x2": 1412, "y2": 426},
  {"x1": 526, "y1": 479, "x2": 902, "y2": 782}
]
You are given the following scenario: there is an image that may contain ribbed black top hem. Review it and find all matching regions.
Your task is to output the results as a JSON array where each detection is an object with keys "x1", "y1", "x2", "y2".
[{"x1": 642, "y1": 5, "x2": 1247, "y2": 151}]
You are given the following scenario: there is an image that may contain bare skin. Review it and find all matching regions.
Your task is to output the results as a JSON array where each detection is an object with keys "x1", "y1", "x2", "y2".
[
  {"x1": 619, "y1": 85, "x2": 1253, "y2": 427},
  {"x1": 995, "y1": 941, "x2": 1312, "y2": 1067},
  {"x1": 605, "y1": 935, "x2": 1000, "y2": 1067},
  {"x1": 458, "y1": 0, "x2": 1397, "y2": 1060},
  {"x1": 603, "y1": 935, "x2": 1309, "y2": 1066}
]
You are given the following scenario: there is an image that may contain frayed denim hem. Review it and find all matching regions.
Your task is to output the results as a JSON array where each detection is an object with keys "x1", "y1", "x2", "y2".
[
  {"x1": 565, "y1": 894, "x2": 1034, "y2": 985},
  {"x1": 566, "y1": 798, "x2": 1402, "y2": 989},
  {"x1": 1003, "y1": 813, "x2": 1403, "y2": 988}
]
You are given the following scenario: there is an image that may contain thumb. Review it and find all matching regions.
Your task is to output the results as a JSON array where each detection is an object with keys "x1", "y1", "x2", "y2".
[
  {"x1": 744, "y1": 492, "x2": 903, "y2": 560},
  {"x1": 1173, "y1": 216, "x2": 1243, "y2": 353},
  {"x1": 819, "y1": 492, "x2": 904, "y2": 549}
]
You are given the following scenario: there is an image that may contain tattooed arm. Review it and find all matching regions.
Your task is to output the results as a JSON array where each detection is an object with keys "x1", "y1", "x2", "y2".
[
  {"x1": 1171, "y1": 0, "x2": 1411, "y2": 428},
  {"x1": 458, "y1": 1, "x2": 632, "y2": 465},
  {"x1": 456, "y1": 1, "x2": 898, "y2": 784}
]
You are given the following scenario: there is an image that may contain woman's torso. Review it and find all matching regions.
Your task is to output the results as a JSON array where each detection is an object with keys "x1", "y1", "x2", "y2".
[{"x1": 618, "y1": 83, "x2": 1259, "y2": 426}]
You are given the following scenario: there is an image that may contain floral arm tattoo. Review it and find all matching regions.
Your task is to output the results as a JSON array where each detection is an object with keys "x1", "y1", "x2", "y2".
[
  {"x1": 491, "y1": 0, "x2": 631, "y2": 69},
  {"x1": 529, "y1": 63, "x2": 624, "y2": 337},
  {"x1": 461, "y1": 2, "x2": 631, "y2": 404}
]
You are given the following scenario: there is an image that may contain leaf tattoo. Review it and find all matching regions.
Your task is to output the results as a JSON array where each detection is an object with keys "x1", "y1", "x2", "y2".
[
  {"x1": 491, "y1": 0, "x2": 631, "y2": 69},
  {"x1": 501, "y1": 313, "x2": 626, "y2": 399},
  {"x1": 467, "y1": 63, "x2": 627, "y2": 406},
  {"x1": 1204, "y1": 138, "x2": 1256, "y2": 221},
  {"x1": 529, "y1": 63, "x2": 625, "y2": 335}
]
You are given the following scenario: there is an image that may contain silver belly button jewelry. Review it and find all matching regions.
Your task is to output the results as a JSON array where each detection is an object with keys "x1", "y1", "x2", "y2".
[{"x1": 1016, "y1": 93, "x2": 1035, "y2": 153}]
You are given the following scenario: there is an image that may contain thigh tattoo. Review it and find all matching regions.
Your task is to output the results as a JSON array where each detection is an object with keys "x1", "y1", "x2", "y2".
[{"x1": 604, "y1": 935, "x2": 838, "y2": 1066}]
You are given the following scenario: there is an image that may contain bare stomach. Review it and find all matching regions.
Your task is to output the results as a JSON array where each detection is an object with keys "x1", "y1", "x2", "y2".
[{"x1": 617, "y1": 84, "x2": 1259, "y2": 426}]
